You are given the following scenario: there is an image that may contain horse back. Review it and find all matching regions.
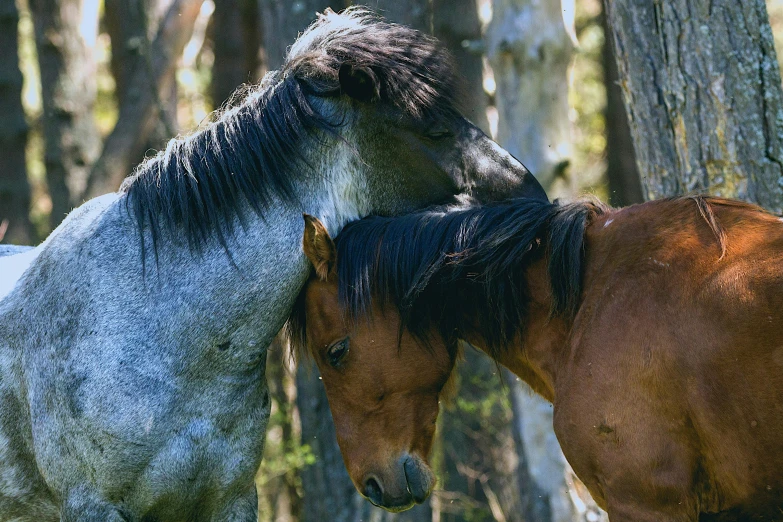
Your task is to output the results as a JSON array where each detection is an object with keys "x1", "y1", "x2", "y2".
[{"x1": 0, "y1": 245, "x2": 34, "y2": 258}]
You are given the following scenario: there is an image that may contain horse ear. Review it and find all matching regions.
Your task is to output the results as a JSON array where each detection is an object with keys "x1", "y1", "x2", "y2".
[
  {"x1": 338, "y1": 63, "x2": 379, "y2": 102},
  {"x1": 302, "y1": 214, "x2": 336, "y2": 281}
]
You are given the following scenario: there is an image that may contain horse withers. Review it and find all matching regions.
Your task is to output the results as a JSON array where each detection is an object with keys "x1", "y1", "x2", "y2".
[
  {"x1": 0, "y1": 8, "x2": 545, "y2": 522},
  {"x1": 292, "y1": 198, "x2": 783, "y2": 521}
]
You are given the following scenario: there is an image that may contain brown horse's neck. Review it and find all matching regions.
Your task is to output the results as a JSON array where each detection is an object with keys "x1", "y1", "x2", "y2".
[{"x1": 461, "y1": 255, "x2": 575, "y2": 404}]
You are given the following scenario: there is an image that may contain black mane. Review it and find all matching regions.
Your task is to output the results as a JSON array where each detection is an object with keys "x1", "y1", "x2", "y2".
[
  {"x1": 288, "y1": 197, "x2": 607, "y2": 359},
  {"x1": 120, "y1": 7, "x2": 457, "y2": 254}
]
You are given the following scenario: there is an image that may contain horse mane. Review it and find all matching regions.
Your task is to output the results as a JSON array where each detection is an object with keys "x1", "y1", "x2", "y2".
[
  {"x1": 120, "y1": 7, "x2": 457, "y2": 255},
  {"x1": 286, "y1": 197, "x2": 608, "y2": 360},
  {"x1": 688, "y1": 195, "x2": 728, "y2": 259}
]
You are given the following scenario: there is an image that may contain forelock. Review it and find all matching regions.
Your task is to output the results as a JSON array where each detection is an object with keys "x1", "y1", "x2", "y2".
[{"x1": 283, "y1": 7, "x2": 458, "y2": 121}]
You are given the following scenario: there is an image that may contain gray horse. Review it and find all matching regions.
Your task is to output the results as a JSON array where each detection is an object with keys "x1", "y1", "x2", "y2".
[{"x1": 0, "y1": 8, "x2": 545, "y2": 521}]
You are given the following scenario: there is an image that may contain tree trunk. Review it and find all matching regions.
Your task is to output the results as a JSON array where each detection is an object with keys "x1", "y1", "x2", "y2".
[
  {"x1": 0, "y1": 0, "x2": 32, "y2": 244},
  {"x1": 29, "y1": 0, "x2": 101, "y2": 229},
  {"x1": 104, "y1": 0, "x2": 145, "y2": 112},
  {"x1": 210, "y1": 0, "x2": 264, "y2": 108},
  {"x1": 258, "y1": 1, "x2": 402, "y2": 519},
  {"x1": 258, "y1": 0, "x2": 344, "y2": 71},
  {"x1": 432, "y1": 0, "x2": 488, "y2": 133},
  {"x1": 86, "y1": 0, "x2": 204, "y2": 198},
  {"x1": 260, "y1": 339, "x2": 301, "y2": 522},
  {"x1": 600, "y1": 9, "x2": 641, "y2": 207},
  {"x1": 105, "y1": 0, "x2": 179, "y2": 155},
  {"x1": 431, "y1": 5, "x2": 525, "y2": 520},
  {"x1": 436, "y1": 351, "x2": 522, "y2": 522},
  {"x1": 604, "y1": 0, "x2": 783, "y2": 210},
  {"x1": 486, "y1": 0, "x2": 574, "y2": 188},
  {"x1": 364, "y1": 0, "x2": 431, "y2": 33}
]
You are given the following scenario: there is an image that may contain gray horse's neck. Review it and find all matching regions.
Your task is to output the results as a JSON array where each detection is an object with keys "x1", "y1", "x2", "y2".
[
  {"x1": 10, "y1": 137, "x2": 367, "y2": 358},
  {"x1": 124, "y1": 170, "x2": 366, "y2": 355}
]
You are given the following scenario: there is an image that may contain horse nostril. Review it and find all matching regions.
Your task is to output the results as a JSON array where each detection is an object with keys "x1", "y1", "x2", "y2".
[
  {"x1": 364, "y1": 476, "x2": 383, "y2": 506},
  {"x1": 403, "y1": 455, "x2": 434, "y2": 503}
]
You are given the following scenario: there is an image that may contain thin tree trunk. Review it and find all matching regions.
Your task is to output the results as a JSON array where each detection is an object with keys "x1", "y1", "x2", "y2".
[
  {"x1": 263, "y1": 1, "x2": 435, "y2": 520},
  {"x1": 86, "y1": 0, "x2": 204, "y2": 198},
  {"x1": 432, "y1": 0, "x2": 488, "y2": 133},
  {"x1": 432, "y1": 7, "x2": 518, "y2": 521},
  {"x1": 258, "y1": 0, "x2": 343, "y2": 71},
  {"x1": 432, "y1": 6, "x2": 534, "y2": 520},
  {"x1": 600, "y1": 8, "x2": 641, "y2": 207},
  {"x1": 0, "y1": 0, "x2": 32, "y2": 244},
  {"x1": 102, "y1": 0, "x2": 179, "y2": 191},
  {"x1": 210, "y1": 0, "x2": 263, "y2": 108},
  {"x1": 486, "y1": 0, "x2": 574, "y2": 188},
  {"x1": 504, "y1": 370, "x2": 552, "y2": 522},
  {"x1": 364, "y1": 0, "x2": 431, "y2": 33},
  {"x1": 105, "y1": 0, "x2": 146, "y2": 111},
  {"x1": 437, "y1": 351, "x2": 522, "y2": 522},
  {"x1": 262, "y1": 339, "x2": 300, "y2": 522},
  {"x1": 604, "y1": 0, "x2": 783, "y2": 209},
  {"x1": 257, "y1": 2, "x2": 360, "y2": 520},
  {"x1": 29, "y1": 0, "x2": 101, "y2": 229}
]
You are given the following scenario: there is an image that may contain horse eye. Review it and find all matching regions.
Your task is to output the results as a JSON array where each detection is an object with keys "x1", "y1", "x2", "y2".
[
  {"x1": 425, "y1": 125, "x2": 454, "y2": 140},
  {"x1": 326, "y1": 338, "x2": 350, "y2": 367}
]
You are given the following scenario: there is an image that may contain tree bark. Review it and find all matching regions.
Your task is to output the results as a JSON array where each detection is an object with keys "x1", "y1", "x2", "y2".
[
  {"x1": 86, "y1": 0, "x2": 204, "y2": 198},
  {"x1": 29, "y1": 0, "x2": 101, "y2": 229},
  {"x1": 210, "y1": 0, "x2": 263, "y2": 108},
  {"x1": 432, "y1": 0, "x2": 488, "y2": 133},
  {"x1": 486, "y1": 0, "x2": 574, "y2": 188},
  {"x1": 600, "y1": 9, "x2": 641, "y2": 207},
  {"x1": 104, "y1": 0, "x2": 146, "y2": 111},
  {"x1": 102, "y1": 0, "x2": 180, "y2": 189},
  {"x1": 0, "y1": 0, "x2": 32, "y2": 244},
  {"x1": 604, "y1": 0, "x2": 783, "y2": 210}
]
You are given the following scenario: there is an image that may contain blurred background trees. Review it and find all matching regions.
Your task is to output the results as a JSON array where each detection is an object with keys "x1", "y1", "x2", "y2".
[{"x1": 2, "y1": 0, "x2": 783, "y2": 521}]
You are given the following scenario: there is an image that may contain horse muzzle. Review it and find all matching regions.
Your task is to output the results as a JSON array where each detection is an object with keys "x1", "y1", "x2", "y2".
[{"x1": 362, "y1": 454, "x2": 435, "y2": 512}]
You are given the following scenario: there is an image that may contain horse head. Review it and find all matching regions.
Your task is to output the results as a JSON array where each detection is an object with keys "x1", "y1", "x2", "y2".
[
  {"x1": 284, "y1": 7, "x2": 546, "y2": 215},
  {"x1": 296, "y1": 215, "x2": 455, "y2": 512}
]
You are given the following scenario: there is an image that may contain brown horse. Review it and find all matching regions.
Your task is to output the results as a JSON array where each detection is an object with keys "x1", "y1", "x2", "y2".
[{"x1": 289, "y1": 196, "x2": 783, "y2": 521}]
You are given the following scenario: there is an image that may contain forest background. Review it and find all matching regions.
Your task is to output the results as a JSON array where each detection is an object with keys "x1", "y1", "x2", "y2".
[{"x1": 2, "y1": 1, "x2": 781, "y2": 521}]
